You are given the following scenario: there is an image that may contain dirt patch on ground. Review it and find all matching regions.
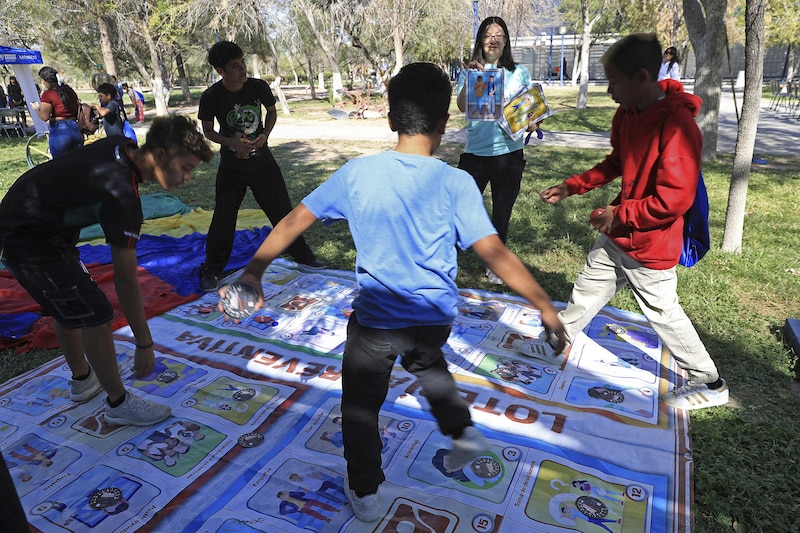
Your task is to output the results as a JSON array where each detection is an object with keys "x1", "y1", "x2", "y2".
[{"x1": 271, "y1": 138, "x2": 393, "y2": 163}]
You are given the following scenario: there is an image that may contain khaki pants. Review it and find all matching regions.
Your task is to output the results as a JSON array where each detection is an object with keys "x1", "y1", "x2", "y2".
[{"x1": 560, "y1": 234, "x2": 719, "y2": 384}]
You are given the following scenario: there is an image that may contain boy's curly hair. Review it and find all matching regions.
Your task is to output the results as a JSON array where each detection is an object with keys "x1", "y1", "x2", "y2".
[{"x1": 144, "y1": 115, "x2": 212, "y2": 162}]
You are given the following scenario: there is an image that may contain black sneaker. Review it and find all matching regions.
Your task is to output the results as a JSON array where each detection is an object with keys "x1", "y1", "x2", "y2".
[
  {"x1": 199, "y1": 265, "x2": 221, "y2": 292},
  {"x1": 295, "y1": 257, "x2": 327, "y2": 269}
]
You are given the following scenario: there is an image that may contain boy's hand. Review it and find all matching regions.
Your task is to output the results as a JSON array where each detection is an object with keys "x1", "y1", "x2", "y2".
[
  {"x1": 588, "y1": 206, "x2": 615, "y2": 233},
  {"x1": 133, "y1": 346, "x2": 155, "y2": 378},
  {"x1": 540, "y1": 308, "x2": 567, "y2": 354},
  {"x1": 217, "y1": 274, "x2": 264, "y2": 323},
  {"x1": 541, "y1": 183, "x2": 569, "y2": 204},
  {"x1": 230, "y1": 137, "x2": 256, "y2": 156}
]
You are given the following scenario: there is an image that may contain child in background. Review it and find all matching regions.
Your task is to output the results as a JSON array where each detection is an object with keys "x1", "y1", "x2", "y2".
[{"x1": 122, "y1": 83, "x2": 145, "y2": 123}]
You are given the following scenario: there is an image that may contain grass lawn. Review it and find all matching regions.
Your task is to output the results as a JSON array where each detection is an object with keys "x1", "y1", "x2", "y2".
[{"x1": 1, "y1": 86, "x2": 799, "y2": 532}]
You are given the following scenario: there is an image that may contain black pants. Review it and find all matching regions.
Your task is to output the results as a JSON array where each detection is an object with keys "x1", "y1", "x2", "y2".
[
  {"x1": 205, "y1": 149, "x2": 314, "y2": 271},
  {"x1": 458, "y1": 150, "x2": 526, "y2": 244},
  {"x1": 342, "y1": 313, "x2": 472, "y2": 494}
]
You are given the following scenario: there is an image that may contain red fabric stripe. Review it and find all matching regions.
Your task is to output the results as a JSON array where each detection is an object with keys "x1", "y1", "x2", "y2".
[{"x1": 0, "y1": 263, "x2": 198, "y2": 352}]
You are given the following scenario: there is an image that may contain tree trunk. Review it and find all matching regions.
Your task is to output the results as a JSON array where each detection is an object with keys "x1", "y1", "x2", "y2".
[
  {"x1": 306, "y1": 56, "x2": 317, "y2": 99},
  {"x1": 721, "y1": 0, "x2": 766, "y2": 254},
  {"x1": 143, "y1": 24, "x2": 169, "y2": 116},
  {"x1": 576, "y1": 0, "x2": 603, "y2": 110},
  {"x1": 98, "y1": 17, "x2": 117, "y2": 77},
  {"x1": 176, "y1": 51, "x2": 191, "y2": 102},
  {"x1": 392, "y1": 24, "x2": 404, "y2": 75},
  {"x1": 262, "y1": 36, "x2": 291, "y2": 115},
  {"x1": 684, "y1": 0, "x2": 727, "y2": 161}
]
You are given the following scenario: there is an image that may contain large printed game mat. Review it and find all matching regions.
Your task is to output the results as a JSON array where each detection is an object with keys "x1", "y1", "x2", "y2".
[{"x1": 0, "y1": 259, "x2": 692, "y2": 532}]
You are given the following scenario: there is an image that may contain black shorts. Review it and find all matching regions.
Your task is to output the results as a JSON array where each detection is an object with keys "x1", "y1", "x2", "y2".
[{"x1": 2, "y1": 258, "x2": 114, "y2": 329}]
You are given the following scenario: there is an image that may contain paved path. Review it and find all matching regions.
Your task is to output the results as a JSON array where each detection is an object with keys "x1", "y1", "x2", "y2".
[{"x1": 267, "y1": 88, "x2": 799, "y2": 157}]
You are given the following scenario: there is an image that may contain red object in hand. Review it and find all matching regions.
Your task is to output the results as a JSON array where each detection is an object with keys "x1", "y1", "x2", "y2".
[{"x1": 589, "y1": 208, "x2": 605, "y2": 222}]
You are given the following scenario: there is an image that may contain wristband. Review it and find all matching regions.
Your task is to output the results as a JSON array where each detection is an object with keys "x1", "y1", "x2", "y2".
[{"x1": 136, "y1": 341, "x2": 154, "y2": 350}]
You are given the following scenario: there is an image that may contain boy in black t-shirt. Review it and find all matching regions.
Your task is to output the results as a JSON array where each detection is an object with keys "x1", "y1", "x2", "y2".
[
  {"x1": 196, "y1": 40, "x2": 323, "y2": 291},
  {"x1": 0, "y1": 116, "x2": 213, "y2": 427}
]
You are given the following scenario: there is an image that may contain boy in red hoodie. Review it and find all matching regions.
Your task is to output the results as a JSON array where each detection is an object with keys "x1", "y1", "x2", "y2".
[{"x1": 540, "y1": 33, "x2": 728, "y2": 411}]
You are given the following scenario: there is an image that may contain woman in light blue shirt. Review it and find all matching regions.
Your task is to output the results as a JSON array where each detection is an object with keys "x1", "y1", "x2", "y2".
[{"x1": 457, "y1": 17, "x2": 539, "y2": 284}]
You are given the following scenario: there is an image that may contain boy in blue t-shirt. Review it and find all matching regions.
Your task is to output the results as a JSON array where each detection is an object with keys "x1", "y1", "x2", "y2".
[{"x1": 221, "y1": 62, "x2": 566, "y2": 523}]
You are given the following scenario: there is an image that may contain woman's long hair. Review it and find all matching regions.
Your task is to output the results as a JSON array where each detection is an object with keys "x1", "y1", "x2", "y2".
[
  {"x1": 38, "y1": 66, "x2": 79, "y2": 117},
  {"x1": 470, "y1": 17, "x2": 517, "y2": 72},
  {"x1": 664, "y1": 46, "x2": 680, "y2": 71}
]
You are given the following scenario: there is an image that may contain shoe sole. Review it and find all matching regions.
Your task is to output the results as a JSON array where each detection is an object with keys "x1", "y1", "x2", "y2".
[
  {"x1": 104, "y1": 409, "x2": 171, "y2": 427},
  {"x1": 662, "y1": 389, "x2": 729, "y2": 410}
]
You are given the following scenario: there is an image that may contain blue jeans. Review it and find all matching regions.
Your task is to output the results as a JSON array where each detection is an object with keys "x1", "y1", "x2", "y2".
[
  {"x1": 342, "y1": 312, "x2": 472, "y2": 494},
  {"x1": 48, "y1": 120, "x2": 84, "y2": 158}
]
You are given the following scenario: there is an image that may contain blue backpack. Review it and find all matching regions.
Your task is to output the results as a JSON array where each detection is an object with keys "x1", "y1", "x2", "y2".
[{"x1": 679, "y1": 172, "x2": 710, "y2": 267}]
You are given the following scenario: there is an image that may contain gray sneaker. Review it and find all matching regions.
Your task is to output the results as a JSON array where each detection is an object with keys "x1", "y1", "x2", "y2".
[
  {"x1": 442, "y1": 426, "x2": 490, "y2": 471},
  {"x1": 343, "y1": 476, "x2": 382, "y2": 522},
  {"x1": 104, "y1": 391, "x2": 171, "y2": 426},
  {"x1": 485, "y1": 268, "x2": 503, "y2": 285},
  {"x1": 69, "y1": 368, "x2": 102, "y2": 402}
]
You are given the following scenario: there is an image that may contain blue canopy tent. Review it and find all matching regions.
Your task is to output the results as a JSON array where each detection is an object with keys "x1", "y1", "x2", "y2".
[{"x1": 1, "y1": 45, "x2": 47, "y2": 133}]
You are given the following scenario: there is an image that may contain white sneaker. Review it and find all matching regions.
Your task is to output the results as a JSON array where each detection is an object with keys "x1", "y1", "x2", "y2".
[
  {"x1": 512, "y1": 338, "x2": 566, "y2": 366},
  {"x1": 485, "y1": 268, "x2": 503, "y2": 285},
  {"x1": 343, "y1": 476, "x2": 382, "y2": 522},
  {"x1": 662, "y1": 379, "x2": 729, "y2": 410},
  {"x1": 104, "y1": 391, "x2": 172, "y2": 426},
  {"x1": 442, "y1": 426, "x2": 490, "y2": 471},
  {"x1": 69, "y1": 368, "x2": 102, "y2": 402}
]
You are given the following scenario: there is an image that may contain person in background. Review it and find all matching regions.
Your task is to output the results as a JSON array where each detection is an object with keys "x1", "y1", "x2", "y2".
[
  {"x1": 220, "y1": 62, "x2": 566, "y2": 523},
  {"x1": 457, "y1": 16, "x2": 541, "y2": 285},
  {"x1": 7, "y1": 75, "x2": 24, "y2": 107},
  {"x1": 540, "y1": 33, "x2": 727, "y2": 411},
  {"x1": 0, "y1": 83, "x2": 8, "y2": 108},
  {"x1": 94, "y1": 82, "x2": 125, "y2": 137},
  {"x1": 91, "y1": 64, "x2": 112, "y2": 91},
  {"x1": 111, "y1": 75, "x2": 124, "y2": 102},
  {"x1": 0, "y1": 116, "x2": 212, "y2": 427},
  {"x1": 658, "y1": 46, "x2": 681, "y2": 81},
  {"x1": 30, "y1": 66, "x2": 83, "y2": 158},
  {"x1": 122, "y1": 83, "x2": 146, "y2": 123},
  {"x1": 196, "y1": 40, "x2": 323, "y2": 292}
]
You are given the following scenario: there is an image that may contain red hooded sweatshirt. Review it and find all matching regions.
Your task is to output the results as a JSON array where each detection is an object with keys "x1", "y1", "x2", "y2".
[{"x1": 563, "y1": 79, "x2": 702, "y2": 269}]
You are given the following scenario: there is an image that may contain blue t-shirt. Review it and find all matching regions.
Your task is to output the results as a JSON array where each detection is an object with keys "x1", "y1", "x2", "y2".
[
  {"x1": 302, "y1": 151, "x2": 497, "y2": 329},
  {"x1": 458, "y1": 64, "x2": 532, "y2": 156}
]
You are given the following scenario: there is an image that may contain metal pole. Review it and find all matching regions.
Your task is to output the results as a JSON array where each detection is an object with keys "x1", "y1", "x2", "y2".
[
  {"x1": 548, "y1": 33, "x2": 553, "y2": 85},
  {"x1": 560, "y1": 29, "x2": 565, "y2": 86},
  {"x1": 473, "y1": 1, "x2": 479, "y2": 41}
]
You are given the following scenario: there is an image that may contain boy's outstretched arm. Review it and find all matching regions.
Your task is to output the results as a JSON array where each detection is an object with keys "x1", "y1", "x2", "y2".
[
  {"x1": 220, "y1": 204, "x2": 319, "y2": 309},
  {"x1": 471, "y1": 235, "x2": 567, "y2": 351},
  {"x1": 540, "y1": 182, "x2": 570, "y2": 204}
]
